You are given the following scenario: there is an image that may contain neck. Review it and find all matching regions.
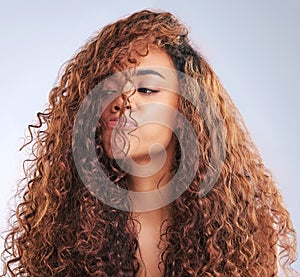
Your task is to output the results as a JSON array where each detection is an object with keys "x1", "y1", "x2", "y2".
[
  {"x1": 126, "y1": 157, "x2": 173, "y2": 192},
  {"x1": 126, "y1": 137, "x2": 176, "y2": 192},
  {"x1": 131, "y1": 204, "x2": 170, "y2": 230},
  {"x1": 126, "y1": 138, "x2": 176, "y2": 221}
]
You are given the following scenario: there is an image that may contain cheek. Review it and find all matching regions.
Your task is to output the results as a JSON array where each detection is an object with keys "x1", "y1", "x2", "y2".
[
  {"x1": 138, "y1": 102, "x2": 178, "y2": 129},
  {"x1": 134, "y1": 104, "x2": 178, "y2": 147},
  {"x1": 137, "y1": 124, "x2": 174, "y2": 146},
  {"x1": 102, "y1": 129, "x2": 132, "y2": 159}
]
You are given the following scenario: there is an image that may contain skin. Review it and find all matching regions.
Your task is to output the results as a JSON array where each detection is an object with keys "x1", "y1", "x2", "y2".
[
  {"x1": 101, "y1": 47, "x2": 179, "y2": 192},
  {"x1": 101, "y1": 48, "x2": 179, "y2": 276}
]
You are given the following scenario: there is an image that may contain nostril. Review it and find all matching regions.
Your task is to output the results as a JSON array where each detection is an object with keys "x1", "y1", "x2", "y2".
[
  {"x1": 126, "y1": 105, "x2": 130, "y2": 109},
  {"x1": 114, "y1": 105, "x2": 120, "y2": 111}
]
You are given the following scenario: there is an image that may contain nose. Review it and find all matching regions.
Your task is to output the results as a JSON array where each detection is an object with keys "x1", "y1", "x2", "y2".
[{"x1": 111, "y1": 94, "x2": 135, "y2": 113}]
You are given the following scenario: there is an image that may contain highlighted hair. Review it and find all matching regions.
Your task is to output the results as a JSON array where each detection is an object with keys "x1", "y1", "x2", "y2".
[{"x1": 1, "y1": 10, "x2": 298, "y2": 276}]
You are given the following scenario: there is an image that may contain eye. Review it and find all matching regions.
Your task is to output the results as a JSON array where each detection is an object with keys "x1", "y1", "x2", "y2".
[
  {"x1": 137, "y1": 87, "x2": 159, "y2": 94},
  {"x1": 102, "y1": 89, "x2": 118, "y2": 97}
]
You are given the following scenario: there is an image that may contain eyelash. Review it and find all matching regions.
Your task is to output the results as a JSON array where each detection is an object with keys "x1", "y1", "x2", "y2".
[
  {"x1": 137, "y1": 87, "x2": 159, "y2": 95},
  {"x1": 102, "y1": 87, "x2": 159, "y2": 97}
]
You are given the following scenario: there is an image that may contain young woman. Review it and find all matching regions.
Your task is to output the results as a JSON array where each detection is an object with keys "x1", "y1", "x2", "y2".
[{"x1": 2, "y1": 10, "x2": 298, "y2": 276}]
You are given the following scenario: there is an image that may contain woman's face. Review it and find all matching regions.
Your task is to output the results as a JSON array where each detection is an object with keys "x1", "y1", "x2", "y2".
[{"x1": 101, "y1": 48, "x2": 179, "y2": 165}]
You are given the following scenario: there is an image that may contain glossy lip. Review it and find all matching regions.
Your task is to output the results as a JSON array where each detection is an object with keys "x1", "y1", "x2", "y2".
[{"x1": 106, "y1": 116, "x2": 137, "y2": 129}]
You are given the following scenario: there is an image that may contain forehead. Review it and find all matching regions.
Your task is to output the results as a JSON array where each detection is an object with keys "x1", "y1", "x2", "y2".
[
  {"x1": 103, "y1": 47, "x2": 178, "y2": 91},
  {"x1": 136, "y1": 46, "x2": 175, "y2": 69}
]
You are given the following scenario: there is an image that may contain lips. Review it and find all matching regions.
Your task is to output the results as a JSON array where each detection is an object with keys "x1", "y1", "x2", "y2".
[{"x1": 106, "y1": 116, "x2": 137, "y2": 129}]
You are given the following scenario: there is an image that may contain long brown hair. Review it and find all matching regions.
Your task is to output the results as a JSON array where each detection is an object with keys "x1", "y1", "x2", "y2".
[{"x1": 1, "y1": 10, "x2": 298, "y2": 276}]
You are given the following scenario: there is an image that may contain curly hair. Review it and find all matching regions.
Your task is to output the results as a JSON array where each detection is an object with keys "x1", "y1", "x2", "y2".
[{"x1": 1, "y1": 9, "x2": 298, "y2": 276}]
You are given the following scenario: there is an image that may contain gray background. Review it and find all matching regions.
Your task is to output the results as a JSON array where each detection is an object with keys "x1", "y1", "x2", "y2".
[{"x1": 0, "y1": 0, "x2": 299, "y2": 272}]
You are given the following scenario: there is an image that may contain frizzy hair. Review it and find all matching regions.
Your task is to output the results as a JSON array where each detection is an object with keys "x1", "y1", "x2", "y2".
[{"x1": 1, "y1": 9, "x2": 298, "y2": 276}]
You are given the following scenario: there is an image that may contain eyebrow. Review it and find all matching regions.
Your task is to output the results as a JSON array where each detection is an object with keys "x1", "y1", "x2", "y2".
[{"x1": 135, "y1": 69, "x2": 165, "y2": 79}]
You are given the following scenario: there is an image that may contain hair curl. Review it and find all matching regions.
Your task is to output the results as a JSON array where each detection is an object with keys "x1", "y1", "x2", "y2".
[{"x1": 1, "y1": 9, "x2": 299, "y2": 276}]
